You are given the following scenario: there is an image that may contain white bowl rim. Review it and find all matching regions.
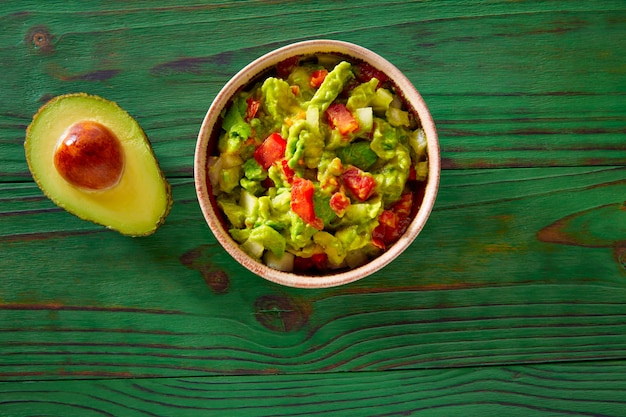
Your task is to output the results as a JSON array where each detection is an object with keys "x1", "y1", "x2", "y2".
[{"x1": 194, "y1": 39, "x2": 440, "y2": 288}]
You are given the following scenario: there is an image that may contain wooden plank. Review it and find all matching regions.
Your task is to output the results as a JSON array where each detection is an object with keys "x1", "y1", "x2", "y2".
[
  {"x1": 1, "y1": 1, "x2": 625, "y2": 180},
  {"x1": 1, "y1": 361, "x2": 626, "y2": 416},
  {"x1": 1, "y1": 166, "x2": 624, "y2": 380}
]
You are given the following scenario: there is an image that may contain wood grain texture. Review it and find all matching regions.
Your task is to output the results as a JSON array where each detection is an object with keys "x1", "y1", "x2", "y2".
[
  {"x1": 1, "y1": 167, "x2": 624, "y2": 380},
  {"x1": 1, "y1": 1, "x2": 625, "y2": 180},
  {"x1": 1, "y1": 0, "x2": 625, "y2": 414},
  {"x1": 2, "y1": 362, "x2": 626, "y2": 416}
]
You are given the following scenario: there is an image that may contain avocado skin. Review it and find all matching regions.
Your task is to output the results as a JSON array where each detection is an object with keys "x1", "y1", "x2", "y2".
[{"x1": 25, "y1": 93, "x2": 173, "y2": 236}]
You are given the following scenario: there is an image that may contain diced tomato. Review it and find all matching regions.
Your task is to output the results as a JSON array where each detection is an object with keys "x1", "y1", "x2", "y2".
[
  {"x1": 408, "y1": 164, "x2": 417, "y2": 181},
  {"x1": 291, "y1": 177, "x2": 324, "y2": 229},
  {"x1": 378, "y1": 210, "x2": 398, "y2": 228},
  {"x1": 309, "y1": 69, "x2": 328, "y2": 88},
  {"x1": 254, "y1": 133, "x2": 287, "y2": 170},
  {"x1": 294, "y1": 252, "x2": 328, "y2": 272},
  {"x1": 329, "y1": 191, "x2": 351, "y2": 216},
  {"x1": 245, "y1": 97, "x2": 260, "y2": 121},
  {"x1": 341, "y1": 167, "x2": 376, "y2": 201},
  {"x1": 372, "y1": 224, "x2": 386, "y2": 250},
  {"x1": 294, "y1": 256, "x2": 312, "y2": 272},
  {"x1": 391, "y1": 192, "x2": 413, "y2": 217},
  {"x1": 384, "y1": 214, "x2": 411, "y2": 244},
  {"x1": 290, "y1": 85, "x2": 300, "y2": 96},
  {"x1": 281, "y1": 159, "x2": 295, "y2": 183},
  {"x1": 355, "y1": 62, "x2": 389, "y2": 85},
  {"x1": 326, "y1": 103, "x2": 359, "y2": 136},
  {"x1": 373, "y1": 193, "x2": 415, "y2": 249},
  {"x1": 276, "y1": 55, "x2": 300, "y2": 79}
]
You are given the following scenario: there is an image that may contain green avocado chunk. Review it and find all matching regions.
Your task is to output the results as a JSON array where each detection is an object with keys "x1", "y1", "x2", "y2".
[{"x1": 336, "y1": 141, "x2": 378, "y2": 170}]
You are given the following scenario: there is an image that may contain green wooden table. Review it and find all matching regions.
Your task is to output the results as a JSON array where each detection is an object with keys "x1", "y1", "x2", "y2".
[{"x1": 2, "y1": 1, "x2": 626, "y2": 415}]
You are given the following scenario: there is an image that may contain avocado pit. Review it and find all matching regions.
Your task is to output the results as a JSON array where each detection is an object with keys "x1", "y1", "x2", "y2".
[{"x1": 54, "y1": 121, "x2": 125, "y2": 191}]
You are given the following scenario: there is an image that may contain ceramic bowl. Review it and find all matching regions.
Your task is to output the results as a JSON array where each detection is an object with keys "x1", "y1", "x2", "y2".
[{"x1": 194, "y1": 39, "x2": 440, "y2": 288}]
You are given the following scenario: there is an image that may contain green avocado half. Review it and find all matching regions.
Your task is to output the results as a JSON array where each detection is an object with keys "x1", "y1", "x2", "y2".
[{"x1": 25, "y1": 93, "x2": 172, "y2": 236}]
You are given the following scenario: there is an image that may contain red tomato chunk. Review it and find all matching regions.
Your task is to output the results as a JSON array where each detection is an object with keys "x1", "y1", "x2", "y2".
[
  {"x1": 326, "y1": 103, "x2": 359, "y2": 136},
  {"x1": 341, "y1": 166, "x2": 376, "y2": 201},
  {"x1": 245, "y1": 97, "x2": 260, "y2": 121},
  {"x1": 391, "y1": 192, "x2": 413, "y2": 217},
  {"x1": 372, "y1": 192, "x2": 414, "y2": 249},
  {"x1": 329, "y1": 191, "x2": 351, "y2": 216},
  {"x1": 310, "y1": 69, "x2": 328, "y2": 88},
  {"x1": 281, "y1": 159, "x2": 295, "y2": 183},
  {"x1": 253, "y1": 133, "x2": 287, "y2": 170},
  {"x1": 294, "y1": 252, "x2": 328, "y2": 273},
  {"x1": 291, "y1": 177, "x2": 324, "y2": 230}
]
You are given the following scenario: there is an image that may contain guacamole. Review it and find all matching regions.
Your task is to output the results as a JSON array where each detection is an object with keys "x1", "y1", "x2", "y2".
[{"x1": 208, "y1": 54, "x2": 428, "y2": 274}]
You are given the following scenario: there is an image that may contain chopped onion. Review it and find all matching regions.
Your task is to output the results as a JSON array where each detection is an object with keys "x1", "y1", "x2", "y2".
[
  {"x1": 345, "y1": 251, "x2": 369, "y2": 269},
  {"x1": 242, "y1": 239, "x2": 264, "y2": 258},
  {"x1": 239, "y1": 190, "x2": 258, "y2": 216},
  {"x1": 372, "y1": 88, "x2": 393, "y2": 114},
  {"x1": 409, "y1": 128, "x2": 427, "y2": 159},
  {"x1": 386, "y1": 107, "x2": 410, "y2": 127},
  {"x1": 264, "y1": 251, "x2": 295, "y2": 272},
  {"x1": 306, "y1": 106, "x2": 319, "y2": 130},
  {"x1": 221, "y1": 153, "x2": 243, "y2": 168},
  {"x1": 354, "y1": 107, "x2": 373, "y2": 133},
  {"x1": 207, "y1": 156, "x2": 222, "y2": 193}
]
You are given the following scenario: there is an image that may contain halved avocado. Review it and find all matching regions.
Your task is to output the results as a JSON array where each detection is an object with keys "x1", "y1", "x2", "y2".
[{"x1": 25, "y1": 93, "x2": 172, "y2": 236}]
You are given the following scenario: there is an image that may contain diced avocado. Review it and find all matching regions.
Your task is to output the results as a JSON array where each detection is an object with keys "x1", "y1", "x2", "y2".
[
  {"x1": 336, "y1": 141, "x2": 378, "y2": 170},
  {"x1": 219, "y1": 96, "x2": 252, "y2": 154},
  {"x1": 243, "y1": 158, "x2": 267, "y2": 181},
  {"x1": 261, "y1": 77, "x2": 299, "y2": 127},
  {"x1": 371, "y1": 88, "x2": 394, "y2": 114},
  {"x1": 371, "y1": 118, "x2": 399, "y2": 160},
  {"x1": 24, "y1": 93, "x2": 172, "y2": 236},
  {"x1": 285, "y1": 119, "x2": 325, "y2": 169},
  {"x1": 313, "y1": 192, "x2": 337, "y2": 225},
  {"x1": 217, "y1": 197, "x2": 247, "y2": 229},
  {"x1": 313, "y1": 231, "x2": 346, "y2": 267},
  {"x1": 249, "y1": 224, "x2": 286, "y2": 257},
  {"x1": 287, "y1": 66, "x2": 316, "y2": 101},
  {"x1": 346, "y1": 78, "x2": 379, "y2": 111},
  {"x1": 386, "y1": 107, "x2": 411, "y2": 127},
  {"x1": 308, "y1": 61, "x2": 354, "y2": 112},
  {"x1": 373, "y1": 144, "x2": 412, "y2": 205}
]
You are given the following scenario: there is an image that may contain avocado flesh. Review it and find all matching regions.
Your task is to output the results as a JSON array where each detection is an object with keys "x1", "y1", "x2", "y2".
[{"x1": 25, "y1": 93, "x2": 172, "y2": 236}]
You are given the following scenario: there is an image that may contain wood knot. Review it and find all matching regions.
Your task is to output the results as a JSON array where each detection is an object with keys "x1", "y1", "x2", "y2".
[
  {"x1": 254, "y1": 295, "x2": 310, "y2": 333},
  {"x1": 26, "y1": 26, "x2": 54, "y2": 53},
  {"x1": 180, "y1": 245, "x2": 230, "y2": 294},
  {"x1": 204, "y1": 270, "x2": 230, "y2": 294}
]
